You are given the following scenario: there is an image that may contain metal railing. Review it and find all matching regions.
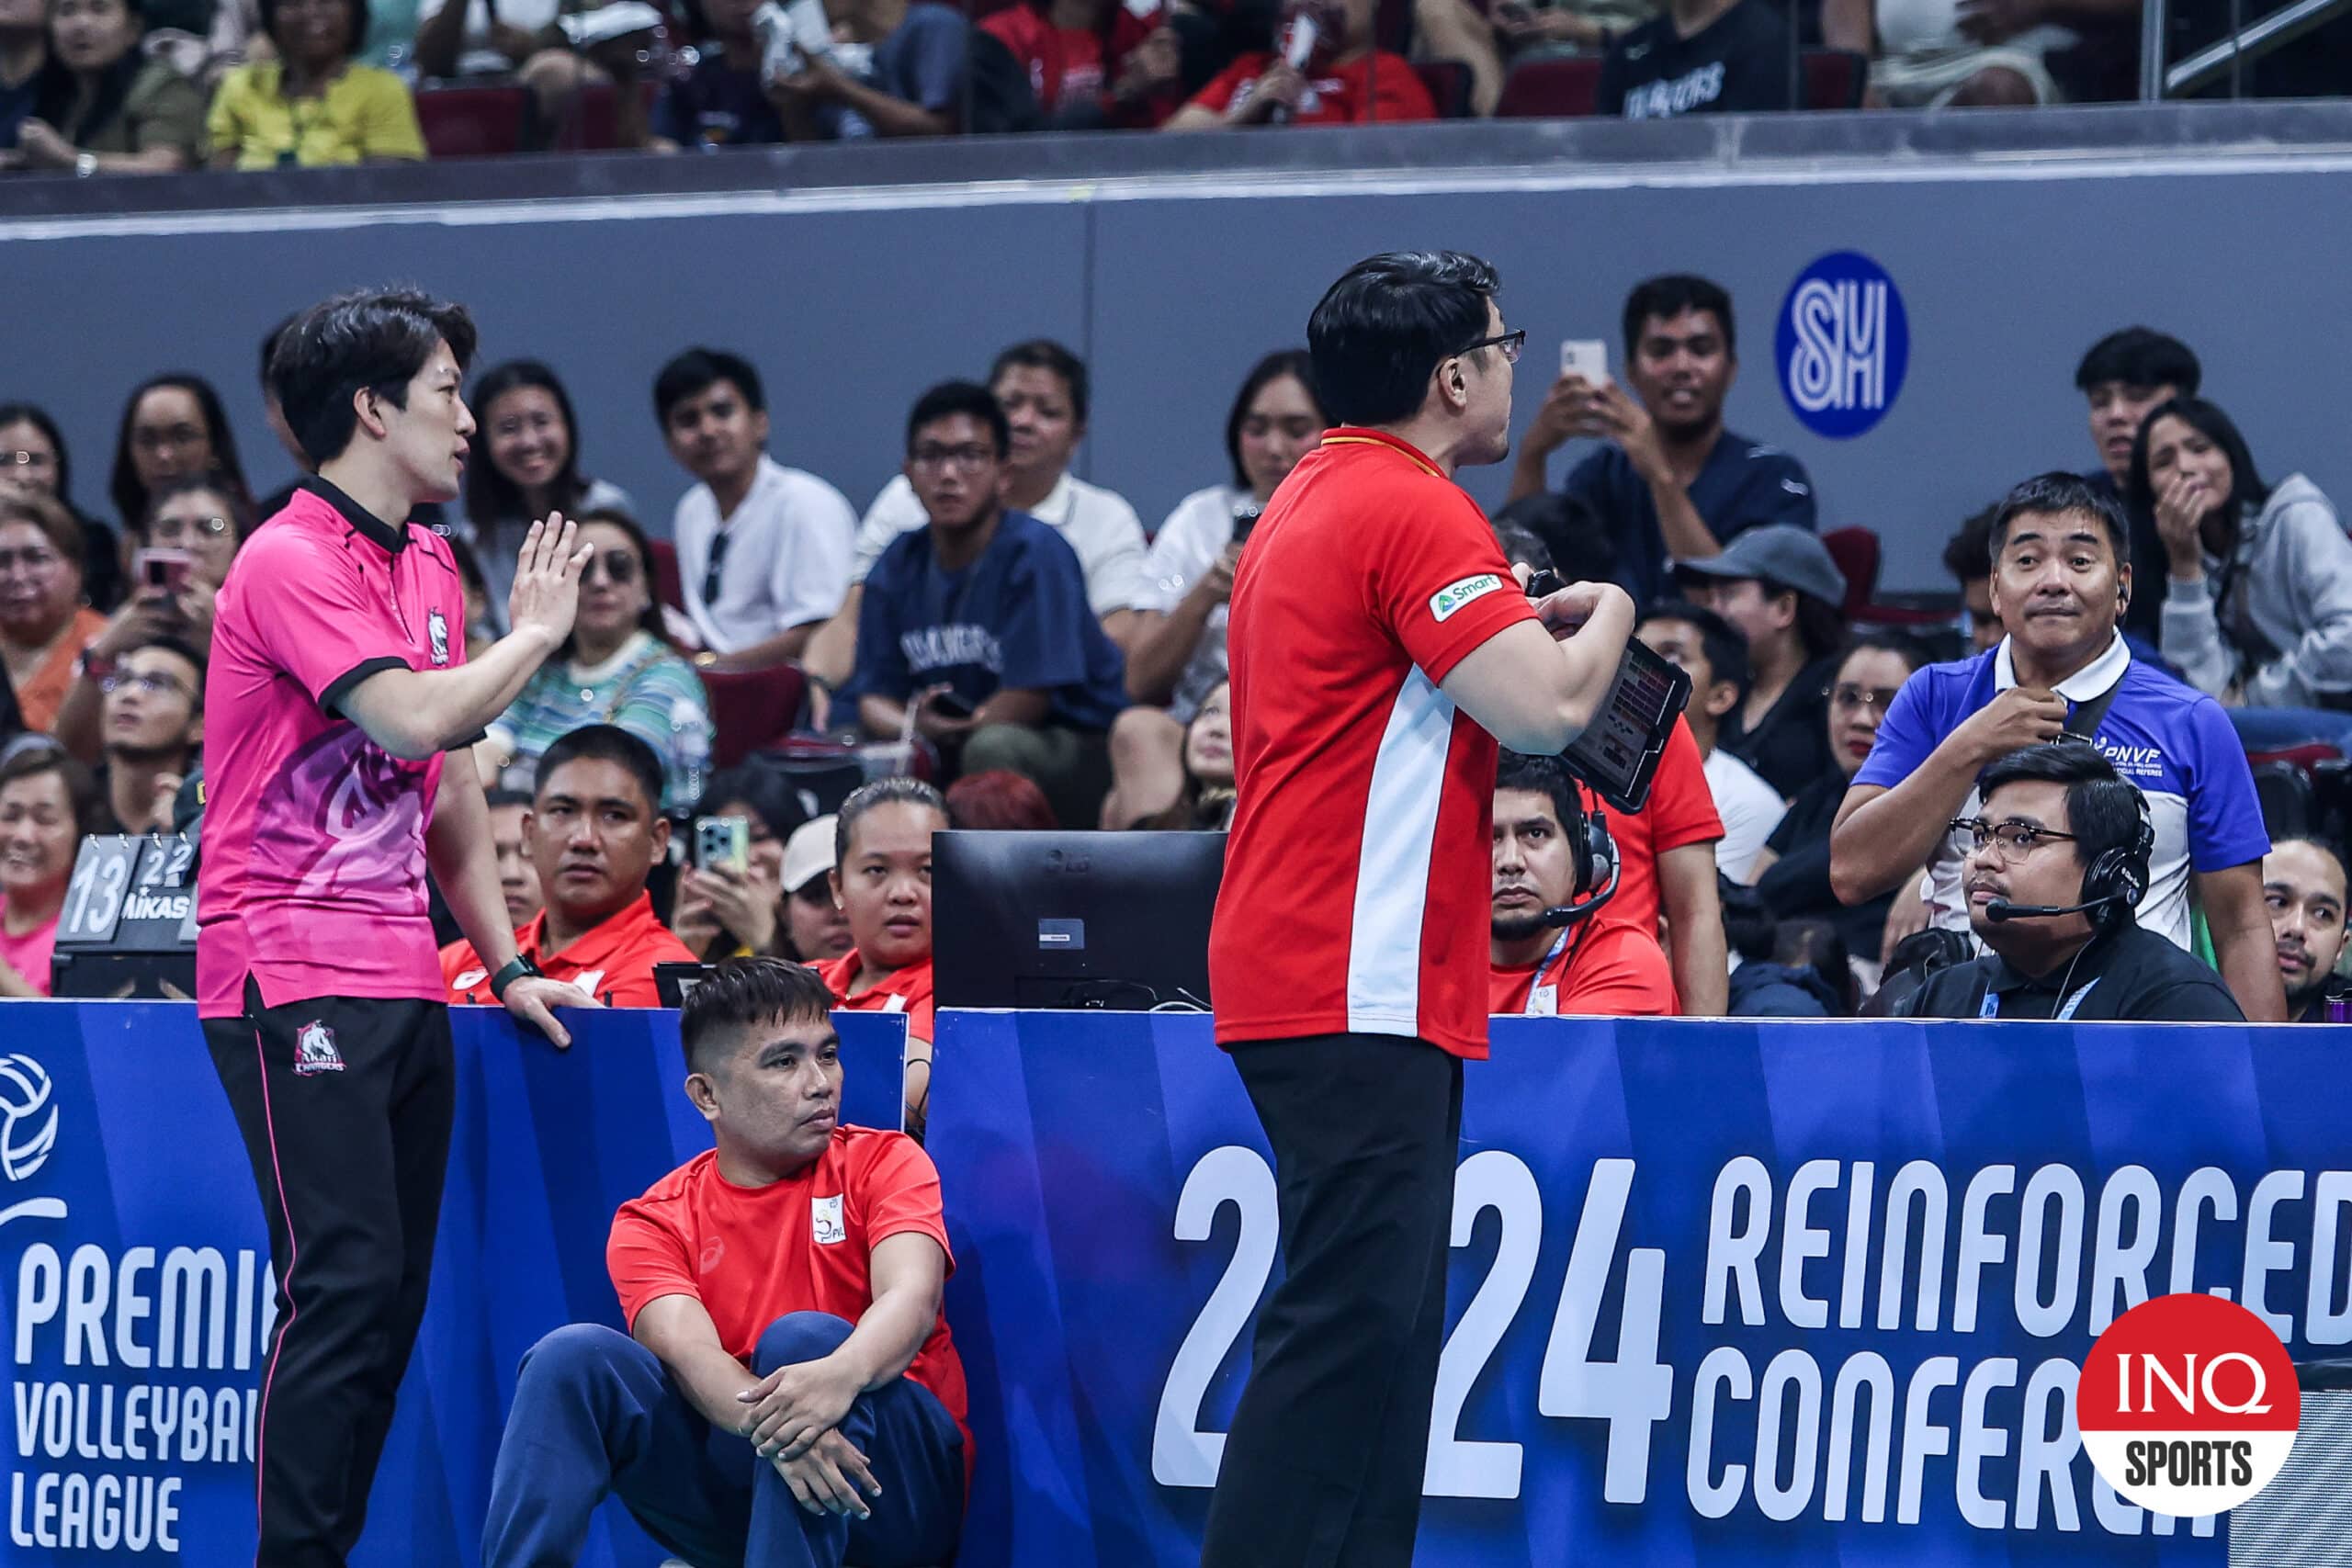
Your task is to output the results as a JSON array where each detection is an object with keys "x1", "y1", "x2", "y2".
[{"x1": 2143, "y1": 0, "x2": 2352, "y2": 98}]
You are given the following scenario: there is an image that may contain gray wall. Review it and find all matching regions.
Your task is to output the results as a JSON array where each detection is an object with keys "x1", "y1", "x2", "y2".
[{"x1": 5, "y1": 142, "x2": 2348, "y2": 591}]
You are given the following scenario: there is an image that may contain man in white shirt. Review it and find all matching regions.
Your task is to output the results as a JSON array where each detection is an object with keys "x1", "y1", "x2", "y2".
[
  {"x1": 805, "y1": 341, "x2": 1146, "y2": 690},
  {"x1": 1637, "y1": 603, "x2": 1782, "y2": 879},
  {"x1": 656, "y1": 348, "x2": 857, "y2": 671}
]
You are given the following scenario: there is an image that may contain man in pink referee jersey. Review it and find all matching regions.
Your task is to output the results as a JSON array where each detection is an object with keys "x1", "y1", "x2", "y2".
[{"x1": 197, "y1": 287, "x2": 597, "y2": 1568}]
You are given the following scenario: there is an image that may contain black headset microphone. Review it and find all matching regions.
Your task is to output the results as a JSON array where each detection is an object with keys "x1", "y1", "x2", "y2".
[
  {"x1": 1540, "y1": 805, "x2": 1622, "y2": 928},
  {"x1": 1983, "y1": 892, "x2": 2126, "y2": 923}
]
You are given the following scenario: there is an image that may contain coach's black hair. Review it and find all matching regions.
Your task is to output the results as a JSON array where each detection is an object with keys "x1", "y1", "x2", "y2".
[
  {"x1": 989, "y1": 339, "x2": 1091, "y2": 427},
  {"x1": 534, "y1": 724, "x2": 664, "y2": 816},
  {"x1": 905, "y1": 381, "x2": 1010, "y2": 459},
  {"x1": 270, "y1": 290, "x2": 478, "y2": 468},
  {"x1": 1623, "y1": 274, "x2": 1736, "y2": 362},
  {"x1": 110, "y1": 374, "x2": 253, "y2": 525},
  {"x1": 679, "y1": 957, "x2": 836, "y2": 1077},
  {"x1": 652, "y1": 347, "x2": 765, "y2": 428},
  {"x1": 2074, "y1": 327, "x2": 2200, "y2": 398},
  {"x1": 835, "y1": 777, "x2": 949, "y2": 868},
  {"x1": 1988, "y1": 472, "x2": 2132, "y2": 567},
  {"x1": 1308, "y1": 251, "x2": 1502, "y2": 429},
  {"x1": 1225, "y1": 349, "x2": 1322, "y2": 491}
]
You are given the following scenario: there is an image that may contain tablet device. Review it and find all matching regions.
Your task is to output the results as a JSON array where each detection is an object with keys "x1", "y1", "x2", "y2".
[{"x1": 1526, "y1": 571, "x2": 1692, "y2": 813}]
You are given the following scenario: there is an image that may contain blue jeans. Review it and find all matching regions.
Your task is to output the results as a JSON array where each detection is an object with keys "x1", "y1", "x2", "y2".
[{"x1": 482, "y1": 1312, "x2": 964, "y2": 1568}]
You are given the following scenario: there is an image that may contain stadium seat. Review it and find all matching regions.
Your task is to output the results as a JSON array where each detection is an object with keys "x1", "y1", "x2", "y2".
[
  {"x1": 647, "y1": 537, "x2": 684, "y2": 615},
  {"x1": 1413, "y1": 59, "x2": 1476, "y2": 118},
  {"x1": 414, "y1": 85, "x2": 528, "y2": 158},
  {"x1": 1802, "y1": 49, "x2": 1870, "y2": 111},
  {"x1": 698, "y1": 663, "x2": 811, "y2": 768},
  {"x1": 549, "y1": 82, "x2": 661, "y2": 152},
  {"x1": 1822, "y1": 526, "x2": 1879, "y2": 621},
  {"x1": 1497, "y1": 56, "x2": 1600, "y2": 118}
]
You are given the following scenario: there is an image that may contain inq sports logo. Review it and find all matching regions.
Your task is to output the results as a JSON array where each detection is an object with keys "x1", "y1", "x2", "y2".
[{"x1": 1776, "y1": 251, "x2": 1909, "y2": 440}]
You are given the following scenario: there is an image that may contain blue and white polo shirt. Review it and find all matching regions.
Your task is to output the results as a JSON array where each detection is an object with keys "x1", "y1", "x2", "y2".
[{"x1": 1853, "y1": 632, "x2": 2269, "y2": 949}]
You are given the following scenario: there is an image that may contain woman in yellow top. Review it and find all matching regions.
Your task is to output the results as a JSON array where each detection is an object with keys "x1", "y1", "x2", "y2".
[{"x1": 206, "y1": 0, "x2": 424, "y2": 168}]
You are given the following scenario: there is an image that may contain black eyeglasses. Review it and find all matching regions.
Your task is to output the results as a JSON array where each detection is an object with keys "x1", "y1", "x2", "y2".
[
  {"x1": 1458, "y1": 330, "x2": 1527, "y2": 365},
  {"x1": 1950, "y1": 818, "x2": 2078, "y2": 857},
  {"x1": 702, "y1": 529, "x2": 729, "y2": 607}
]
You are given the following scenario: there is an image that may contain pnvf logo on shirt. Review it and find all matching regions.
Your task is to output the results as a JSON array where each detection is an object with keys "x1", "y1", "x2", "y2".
[
  {"x1": 1776, "y1": 251, "x2": 1909, "y2": 439},
  {"x1": 811, "y1": 1194, "x2": 846, "y2": 1247}
]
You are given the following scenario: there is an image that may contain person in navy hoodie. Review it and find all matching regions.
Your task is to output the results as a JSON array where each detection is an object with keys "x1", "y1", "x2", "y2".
[{"x1": 838, "y1": 380, "x2": 1126, "y2": 828}]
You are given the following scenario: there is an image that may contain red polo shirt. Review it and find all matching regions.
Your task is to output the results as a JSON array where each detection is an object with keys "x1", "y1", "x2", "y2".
[
  {"x1": 440, "y1": 890, "x2": 695, "y2": 1008},
  {"x1": 1489, "y1": 917, "x2": 1677, "y2": 1016},
  {"x1": 1212, "y1": 428, "x2": 1539, "y2": 1059},
  {"x1": 814, "y1": 952, "x2": 936, "y2": 1043}
]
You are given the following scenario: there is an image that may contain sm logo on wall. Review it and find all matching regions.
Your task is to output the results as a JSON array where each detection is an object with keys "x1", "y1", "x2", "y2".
[{"x1": 1777, "y1": 251, "x2": 1909, "y2": 439}]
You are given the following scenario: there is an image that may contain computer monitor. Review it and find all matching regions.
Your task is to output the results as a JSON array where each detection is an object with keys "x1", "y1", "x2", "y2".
[{"x1": 932, "y1": 830, "x2": 1225, "y2": 1010}]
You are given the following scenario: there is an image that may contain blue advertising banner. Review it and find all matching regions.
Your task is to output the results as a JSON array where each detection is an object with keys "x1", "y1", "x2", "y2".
[
  {"x1": 0, "y1": 1002, "x2": 906, "y2": 1567},
  {"x1": 926, "y1": 1011, "x2": 2352, "y2": 1568}
]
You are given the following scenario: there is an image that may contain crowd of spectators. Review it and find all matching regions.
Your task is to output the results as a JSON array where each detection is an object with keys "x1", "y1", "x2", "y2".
[
  {"x1": 6, "y1": 0, "x2": 2282, "y2": 176},
  {"x1": 2, "y1": 275, "x2": 2348, "y2": 1034}
]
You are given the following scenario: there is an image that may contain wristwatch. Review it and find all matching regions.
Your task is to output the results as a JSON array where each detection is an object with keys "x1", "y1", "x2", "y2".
[
  {"x1": 74, "y1": 651, "x2": 117, "y2": 684},
  {"x1": 74, "y1": 152, "x2": 96, "y2": 178},
  {"x1": 488, "y1": 953, "x2": 543, "y2": 1002}
]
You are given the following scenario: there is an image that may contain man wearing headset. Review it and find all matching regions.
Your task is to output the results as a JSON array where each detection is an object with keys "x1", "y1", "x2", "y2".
[
  {"x1": 1898, "y1": 743, "x2": 2244, "y2": 1021},
  {"x1": 1489, "y1": 752, "x2": 1674, "y2": 1015}
]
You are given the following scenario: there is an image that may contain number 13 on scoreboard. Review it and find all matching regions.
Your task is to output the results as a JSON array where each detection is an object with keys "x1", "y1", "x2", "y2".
[{"x1": 1150, "y1": 1149, "x2": 1673, "y2": 1502}]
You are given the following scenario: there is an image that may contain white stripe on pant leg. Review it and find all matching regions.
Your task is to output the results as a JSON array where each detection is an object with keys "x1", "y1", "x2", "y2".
[{"x1": 1346, "y1": 668, "x2": 1453, "y2": 1035}]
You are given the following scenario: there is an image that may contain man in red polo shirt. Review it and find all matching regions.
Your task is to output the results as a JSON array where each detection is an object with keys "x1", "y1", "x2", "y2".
[
  {"x1": 197, "y1": 288, "x2": 594, "y2": 1568},
  {"x1": 482, "y1": 959, "x2": 967, "y2": 1568},
  {"x1": 1490, "y1": 752, "x2": 1675, "y2": 1016},
  {"x1": 1204, "y1": 252, "x2": 1634, "y2": 1568},
  {"x1": 441, "y1": 726, "x2": 695, "y2": 1008}
]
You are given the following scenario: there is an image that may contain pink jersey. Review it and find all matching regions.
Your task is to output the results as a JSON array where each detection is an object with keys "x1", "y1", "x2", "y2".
[{"x1": 195, "y1": 481, "x2": 471, "y2": 1018}]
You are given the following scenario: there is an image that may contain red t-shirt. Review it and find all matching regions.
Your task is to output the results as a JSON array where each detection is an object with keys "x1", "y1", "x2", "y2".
[
  {"x1": 608, "y1": 1131, "x2": 971, "y2": 1485},
  {"x1": 0, "y1": 910, "x2": 60, "y2": 998},
  {"x1": 1213, "y1": 429, "x2": 1538, "y2": 1059},
  {"x1": 980, "y1": 2, "x2": 1179, "y2": 126},
  {"x1": 814, "y1": 952, "x2": 936, "y2": 1043},
  {"x1": 1575, "y1": 717, "x2": 1721, "y2": 938},
  {"x1": 195, "y1": 481, "x2": 472, "y2": 1017},
  {"x1": 440, "y1": 891, "x2": 696, "y2": 1008},
  {"x1": 1488, "y1": 917, "x2": 1676, "y2": 1016},
  {"x1": 1187, "y1": 49, "x2": 1435, "y2": 125}
]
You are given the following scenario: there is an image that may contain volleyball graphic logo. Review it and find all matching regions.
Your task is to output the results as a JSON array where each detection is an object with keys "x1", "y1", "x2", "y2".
[{"x1": 0, "y1": 1053, "x2": 60, "y2": 1182}]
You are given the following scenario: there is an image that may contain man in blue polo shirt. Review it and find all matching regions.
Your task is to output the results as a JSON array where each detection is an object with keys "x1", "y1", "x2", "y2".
[
  {"x1": 840, "y1": 379, "x2": 1125, "y2": 827},
  {"x1": 1828, "y1": 471, "x2": 2283, "y2": 1021},
  {"x1": 1505, "y1": 273, "x2": 1817, "y2": 604}
]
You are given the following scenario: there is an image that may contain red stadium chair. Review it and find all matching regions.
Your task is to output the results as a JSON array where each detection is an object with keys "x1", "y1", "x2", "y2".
[
  {"x1": 414, "y1": 85, "x2": 527, "y2": 158},
  {"x1": 1802, "y1": 49, "x2": 1869, "y2": 110},
  {"x1": 1496, "y1": 56, "x2": 1600, "y2": 118},
  {"x1": 1822, "y1": 526, "x2": 1879, "y2": 621},
  {"x1": 1413, "y1": 59, "x2": 1476, "y2": 118},
  {"x1": 550, "y1": 82, "x2": 662, "y2": 151},
  {"x1": 698, "y1": 663, "x2": 811, "y2": 769},
  {"x1": 647, "y1": 537, "x2": 684, "y2": 615}
]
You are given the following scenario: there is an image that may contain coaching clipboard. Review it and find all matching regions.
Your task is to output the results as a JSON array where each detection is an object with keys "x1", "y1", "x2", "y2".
[{"x1": 1527, "y1": 571, "x2": 1693, "y2": 814}]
